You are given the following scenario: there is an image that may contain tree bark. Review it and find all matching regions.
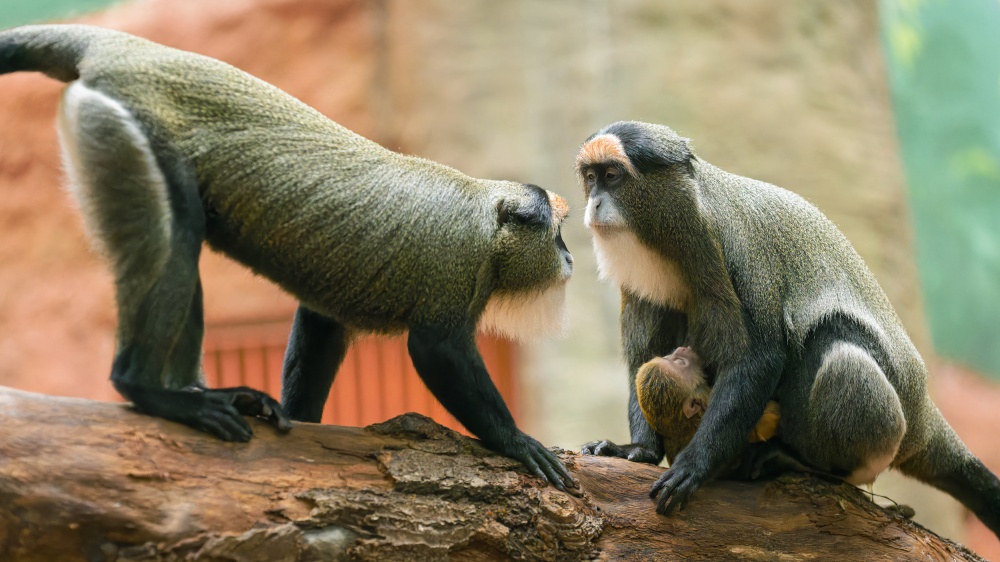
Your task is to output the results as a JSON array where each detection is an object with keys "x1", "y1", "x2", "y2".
[{"x1": 0, "y1": 387, "x2": 983, "y2": 561}]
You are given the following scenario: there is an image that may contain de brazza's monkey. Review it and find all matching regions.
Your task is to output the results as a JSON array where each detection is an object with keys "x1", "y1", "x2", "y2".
[
  {"x1": 577, "y1": 121, "x2": 1000, "y2": 537},
  {"x1": 0, "y1": 25, "x2": 576, "y2": 490}
]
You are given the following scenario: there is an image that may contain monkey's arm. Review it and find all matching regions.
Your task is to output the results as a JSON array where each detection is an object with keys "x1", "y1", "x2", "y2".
[
  {"x1": 582, "y1": 294, "x2": 687, "y2": 464},
  {"x1": 650, "y1": 341, "x2": 784, "y2": 514},
  {"x1": 407, "y1": 325, "x2": 577, "y2": 492}
]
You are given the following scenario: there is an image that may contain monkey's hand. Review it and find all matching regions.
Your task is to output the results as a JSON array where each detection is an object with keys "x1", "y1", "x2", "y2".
[
  {"x1": 580, "y1": 440, "x2": 661, "y2": 464},
  {"x1": 649, "y1": 452, "x2": 710, "y2": 515},
  {"x1": 183, "y1": 386, "x2": 293, "y2": 442},
  {"x1": 500, "y1": 431, "x2": 580, "y2": 494}
]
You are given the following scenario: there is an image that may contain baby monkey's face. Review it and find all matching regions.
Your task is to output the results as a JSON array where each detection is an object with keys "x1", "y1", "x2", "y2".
[{"x1": 646, "y1": 346, "x2": 706, "y2": 391}]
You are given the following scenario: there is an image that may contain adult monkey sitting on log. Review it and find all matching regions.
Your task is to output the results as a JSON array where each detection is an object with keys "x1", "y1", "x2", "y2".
[
  {"x1": 577, "y1": 121, "x2": 1000, "y2": 537},
  {"x1": 0, "y1": 25, "x2": 577, "y2": 491}
]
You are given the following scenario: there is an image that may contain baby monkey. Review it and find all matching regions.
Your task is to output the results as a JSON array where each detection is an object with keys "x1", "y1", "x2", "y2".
[{"x1": 636, "y1": 347, "x2": 781, "y2": 465}]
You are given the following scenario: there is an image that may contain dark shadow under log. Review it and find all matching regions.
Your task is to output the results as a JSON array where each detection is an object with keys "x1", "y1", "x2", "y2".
[{"x1": 0, "y1": 387, "x2": 984, "y2": 561}]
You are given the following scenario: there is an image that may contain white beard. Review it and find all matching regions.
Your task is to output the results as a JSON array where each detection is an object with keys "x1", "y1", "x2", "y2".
[
  {"x1": 478, "y1": 282, "x2": 569, "y2": 341},
  {"x1": 592, "y1": 230, "x2": 691, "y2": 310}
]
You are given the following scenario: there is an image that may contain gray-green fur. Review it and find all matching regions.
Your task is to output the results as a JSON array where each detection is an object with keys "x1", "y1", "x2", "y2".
[
  {"x1": 0, "y1": 24, "x2": 575, "y2": 491},
  {"x1": 581, "y1": 121, "x2": 1000, "y2": 535},
  {"x1": 0, "y1": 24, "x2": 564, "y2": 331}
]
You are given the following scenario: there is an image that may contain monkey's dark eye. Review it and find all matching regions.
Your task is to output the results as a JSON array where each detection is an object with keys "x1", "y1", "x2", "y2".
[
  {"x1": 585, "y1": 171, "x2": 597, "y2": 182},
  {"x1": 605, "y1": 168, "x2": 619, "y2": 181}
]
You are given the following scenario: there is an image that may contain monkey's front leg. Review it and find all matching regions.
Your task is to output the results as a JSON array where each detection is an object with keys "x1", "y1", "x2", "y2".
[
  {"x1": 651, "y1": 349, "x2": 782, "y2": 514},
  {"x1": 582, "y1": 295, "x2": 685, "y2": 464},
  {"x1": 407, "y1": 325, "x2": 578, "y2": 492}
]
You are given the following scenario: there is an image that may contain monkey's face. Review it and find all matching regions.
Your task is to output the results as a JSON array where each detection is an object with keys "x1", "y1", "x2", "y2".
[
  {"x1": 576, "y1": 122, "x2": 698, "y2": 310},
  {"x1": 647, "y1": 347, "x2": 707, "y2": 392},
  {"x1": 579, "y1": 135, "x2": 631, "y2": 235},
  {"x1": 479, "y1": 184, "x2": 573, "y2": 341}
]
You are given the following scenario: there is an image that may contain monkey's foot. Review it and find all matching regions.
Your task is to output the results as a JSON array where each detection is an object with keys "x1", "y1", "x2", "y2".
[
  {"x1": 201, "y1": 386, "x2": 293, "y2": 436},
  {"x1": 725, "y1": 442, "x2": 842, "y2": 484},
  {"x1": 727, "y1": 441, "x2": 813, "y2": 481},
  {"x1": 117, "y1": 382, "x2": 289, "y2": 442},
  {"x1": 499, "y1": 432, "x2": 579, "y2": 494},
  {"x1": 580, "y1": 440, "x2": 661, "y2": 464},
  {"x1": 154, "y1": 385, "x2": 292, "y2": 442}
]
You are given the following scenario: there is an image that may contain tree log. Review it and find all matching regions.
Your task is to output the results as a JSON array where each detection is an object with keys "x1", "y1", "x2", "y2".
[{"x1": 0, "y1": 387, "x2": 984, "y2": 561}]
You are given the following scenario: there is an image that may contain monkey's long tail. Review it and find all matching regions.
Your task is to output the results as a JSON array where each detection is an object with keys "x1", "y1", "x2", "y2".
[
  {"x1": 0, "y1": 24, "x2": 116, "y2": 82},
  {"x1": 896, "y1": 407, "x2": 1000, "y2": 540}
]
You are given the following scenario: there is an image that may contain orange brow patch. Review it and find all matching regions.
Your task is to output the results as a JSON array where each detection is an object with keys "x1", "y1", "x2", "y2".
[
  {"x1": 576, "y1": 134, "x2": 638, "y2": 177},
  {"x1": 546, "y1": 190, "x2": 570, "y2": 225}
]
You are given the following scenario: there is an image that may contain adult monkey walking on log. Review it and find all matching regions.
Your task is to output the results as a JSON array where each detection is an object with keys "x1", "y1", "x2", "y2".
[
  {"x1": 0, "y1": 25, "x2": 577, "y2": 491},
  {"x1": 577, "y1": 121, "x2": 1000, "y2": 538}
]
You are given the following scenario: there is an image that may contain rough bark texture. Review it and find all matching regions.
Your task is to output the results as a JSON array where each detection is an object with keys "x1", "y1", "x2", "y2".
[{"x1": 0, "y1": 387, "x2": 983, "y2": 562}]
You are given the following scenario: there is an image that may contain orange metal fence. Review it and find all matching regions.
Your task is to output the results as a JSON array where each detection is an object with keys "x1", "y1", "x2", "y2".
[{"x1": 202, "y1": 319, "x2": 518, "y2": 433}]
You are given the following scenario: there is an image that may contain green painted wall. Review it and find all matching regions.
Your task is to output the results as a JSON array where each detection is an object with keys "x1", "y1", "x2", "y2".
[
  {"x1": 0, "y1": 0, "x2": 121, "y2": 28},
  {"x1": 881, "y1": 0, "x2": 1000, "y2": 378}
]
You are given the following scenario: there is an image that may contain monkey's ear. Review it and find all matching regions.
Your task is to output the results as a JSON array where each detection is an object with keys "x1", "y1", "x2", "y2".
[{"x1": 682, "y1": 396, "x2": 706, "y2": 419}]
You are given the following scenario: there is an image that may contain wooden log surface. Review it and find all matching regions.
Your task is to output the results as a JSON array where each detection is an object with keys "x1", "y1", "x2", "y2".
[{"x1": 0, "y1": 386, "x2": 985, "y2": 561}]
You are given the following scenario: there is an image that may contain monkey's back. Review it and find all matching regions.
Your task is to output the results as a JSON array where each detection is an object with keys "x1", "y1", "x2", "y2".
[
  {"x1": 698, "y1": 162, "x2": 930, "y2": 450},
  {"x1": 69, "y1": 29, "x2": 500, "y2": 332}
]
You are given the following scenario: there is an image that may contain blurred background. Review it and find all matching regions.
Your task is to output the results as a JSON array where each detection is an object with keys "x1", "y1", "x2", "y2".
[{"x1": 1, "y1": 0, "x2": 998, "y2": 556}]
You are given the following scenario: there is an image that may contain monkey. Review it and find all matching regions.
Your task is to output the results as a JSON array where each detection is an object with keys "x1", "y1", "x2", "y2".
[
  {"x1": 577, "y1": 121, "x2": 1000, "y2": 538},
  {"x1": 636, "y1": 346, "x2": 780, "y2": 464},
  {"x1": 0, "y1": 24, "x2": 577, "y2": 491}
]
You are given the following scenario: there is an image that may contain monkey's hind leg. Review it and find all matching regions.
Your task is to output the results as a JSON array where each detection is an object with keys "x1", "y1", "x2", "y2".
[
  {"x1": 779, "y1": 320, "x2": 906, "y2": 486},
  {"x1": 281, "y1": 305, "x2": 351, "y2": 422},
  {"x1": 58, "y1": 82, "x2": 290, "y2": 441}
]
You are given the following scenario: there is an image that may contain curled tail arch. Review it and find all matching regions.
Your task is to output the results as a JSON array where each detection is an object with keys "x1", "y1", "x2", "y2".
[{"x1": 0, "y1": 24, "x2": 124, "y2": 81}]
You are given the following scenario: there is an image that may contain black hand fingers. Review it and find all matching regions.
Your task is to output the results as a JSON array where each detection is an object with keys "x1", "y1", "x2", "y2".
[
  {"x1": 197, "y1": 404, "x2": 253, "y2": 442},
  {"x1": 516, "y1": 437, "x2": 578, "y2": 492},
  {"x1": 539, "y1": 456, "x2": 566, "y2": 492},
  {"x1": 545, "y1": 449, "x2": 578, "y2": 490},
  {"x1": 654, "y1": 473, "x2": 697, "y2": 515},
  {"x1": 255, "y1": 393, "x2": 293, "y2": 432},
  {"x1": 211, "y1": 387, "x2": 293, "y2": 432},
  {"x1": 530, "y1": 445, "x2": 562, "y2": 487},
  {"x1": 649, "y1": 470, "x2": 671, "y2": 498},
  {"x1": 592, "y1": 441, "x2": 622, "y2": 457},
  {"x1": 520, "y1": 452, "x2": 549, "y2": 485},
  {"x1": 581, "y1": 440, "x2": 620, "y2": 456}
]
